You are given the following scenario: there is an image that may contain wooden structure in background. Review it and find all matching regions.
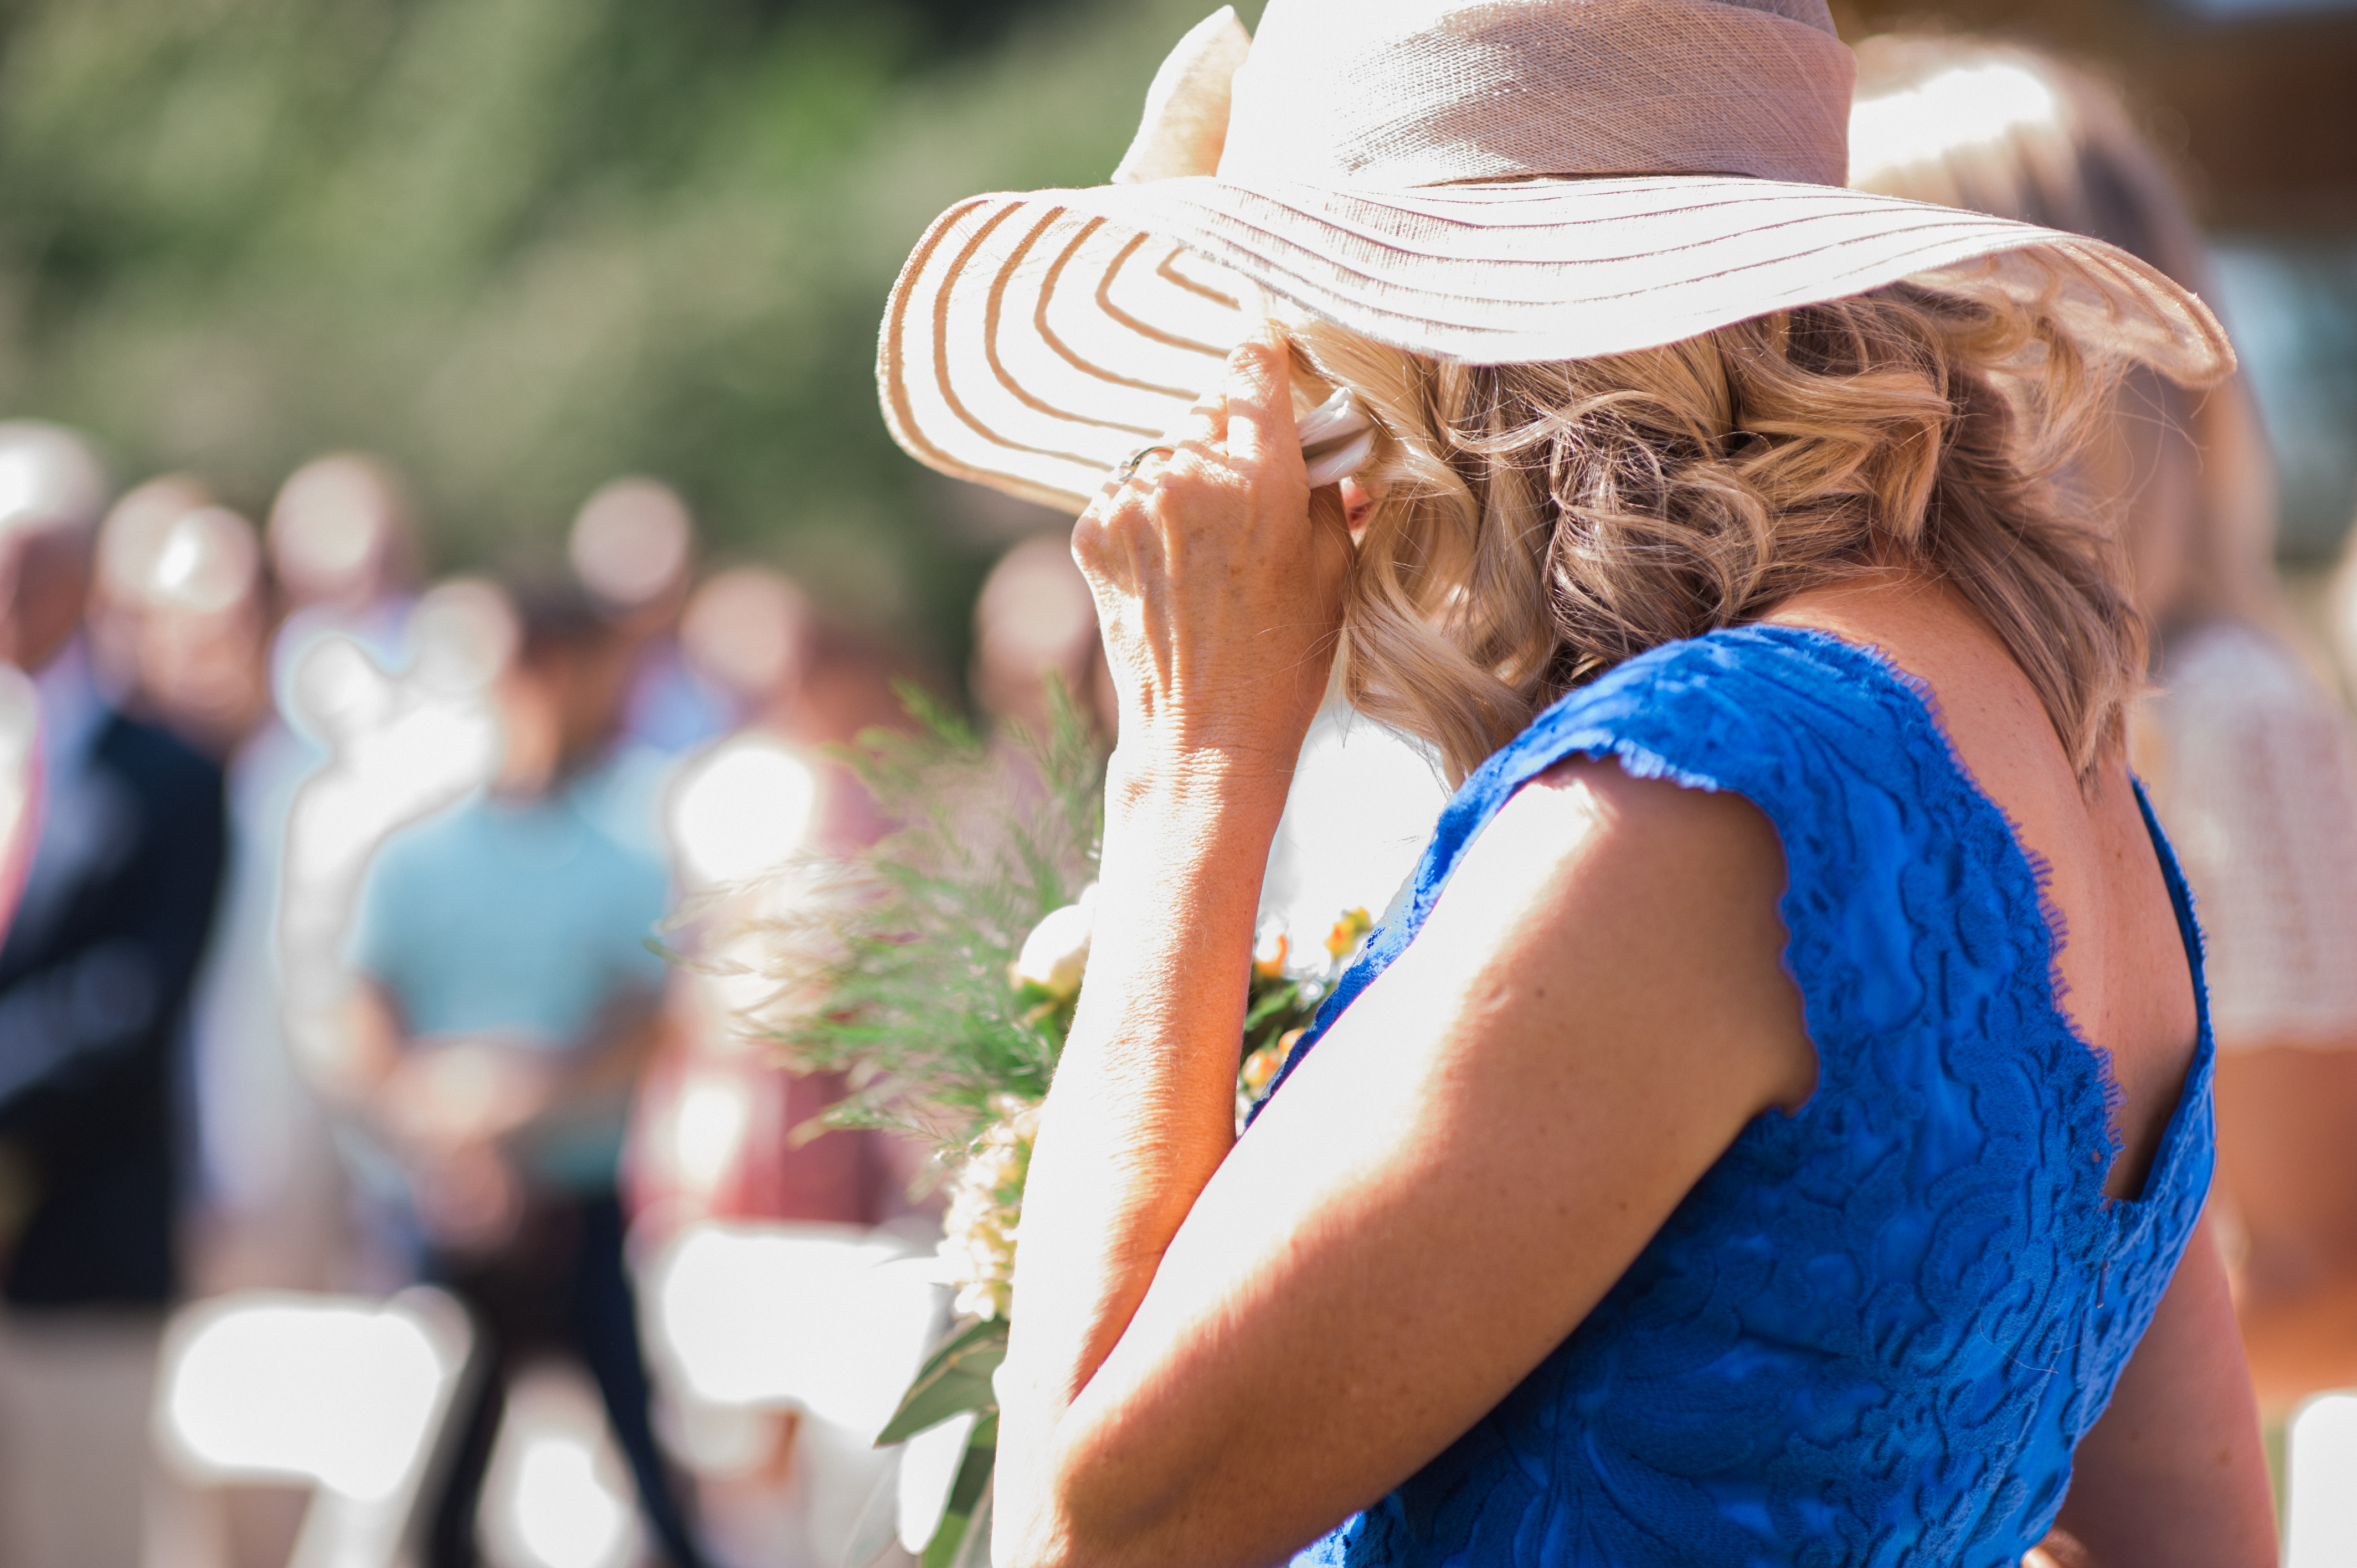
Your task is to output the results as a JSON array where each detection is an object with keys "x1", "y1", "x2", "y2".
[{"x1": 1830, "y1": 0, "x2": 2357, "y2": 229}]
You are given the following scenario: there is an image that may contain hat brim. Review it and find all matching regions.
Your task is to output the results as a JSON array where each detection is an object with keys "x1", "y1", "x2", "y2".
[{"x1": 879, "y1": 173, "x2": 2234, "y2": 513}]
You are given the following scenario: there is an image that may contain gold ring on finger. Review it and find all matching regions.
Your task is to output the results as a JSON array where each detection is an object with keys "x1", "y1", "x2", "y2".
[{"x1": 1119, "y1": 445, "x2": 1177, "y2": 481}]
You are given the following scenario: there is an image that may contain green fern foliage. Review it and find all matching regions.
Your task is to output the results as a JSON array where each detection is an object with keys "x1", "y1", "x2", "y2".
[{"x1": 761, "y1": 679, "x2": 1104, "y2": 1149}]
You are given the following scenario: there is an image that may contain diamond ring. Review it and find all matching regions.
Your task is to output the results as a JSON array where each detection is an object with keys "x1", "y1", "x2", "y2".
[{"x1": 1119, "y1": 445, "x2": 1177, "y2": 481}]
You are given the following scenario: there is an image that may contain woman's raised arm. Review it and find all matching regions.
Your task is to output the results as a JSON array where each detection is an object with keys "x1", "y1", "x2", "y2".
[
  {"x1": 991, "y1": 334, "x2": 1820, "y2": 1564},
  {"x1": 996, "y1": 745, "x2": 1816, "y2": 1568},
  {"x1": 990, "y1": 324, "x2": 1349, "y2": 1561}
]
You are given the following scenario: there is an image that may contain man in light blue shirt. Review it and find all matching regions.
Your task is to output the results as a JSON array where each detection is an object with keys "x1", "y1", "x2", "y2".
[{"x1": 341, "y1": 583, "x2": 706, "y2": 1568}]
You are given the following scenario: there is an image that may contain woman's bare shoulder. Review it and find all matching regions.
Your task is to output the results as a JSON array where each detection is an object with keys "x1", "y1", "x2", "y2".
[
  {"x1": 1505, "y1": 751, "x2": 1789, "y2": 894},
  {"x1": 1397, "y1": 749, "x2": 1816, "y2": 1117}
]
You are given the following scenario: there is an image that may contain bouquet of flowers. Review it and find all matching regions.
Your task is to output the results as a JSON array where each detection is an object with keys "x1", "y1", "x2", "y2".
[{"x1": 758, "y1": 685, "x2": 1371, "y2": 1567}]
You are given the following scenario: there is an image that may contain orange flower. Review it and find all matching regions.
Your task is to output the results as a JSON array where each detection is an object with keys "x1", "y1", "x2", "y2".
[
  {"x1": 1239, "y1": 1028, "x2": 1308, "y2": 1098},
  {"x1": 1324, "y1": 907, "x2": 1373, "y2": 961},
  {"x1": 1252, "y1": 930, "x2": 1290, "y2": 980}
]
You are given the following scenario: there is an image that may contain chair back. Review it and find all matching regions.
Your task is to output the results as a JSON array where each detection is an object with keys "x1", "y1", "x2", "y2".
[
  {"x1": 154, "y1": 1287, "x2": 477, "y2": 1568},
  {"x1": 640, "y1": 1221, "x2": 944, "y2": 1442},
  {"x1": 2287, "y1": 1390, "x2": 2357, "y2": 1567}
]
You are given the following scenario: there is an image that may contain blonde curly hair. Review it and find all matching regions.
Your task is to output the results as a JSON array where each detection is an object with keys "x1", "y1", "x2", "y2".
[{"x1": 1285, "y1": 272, "x2": 2145, "y2": 787}]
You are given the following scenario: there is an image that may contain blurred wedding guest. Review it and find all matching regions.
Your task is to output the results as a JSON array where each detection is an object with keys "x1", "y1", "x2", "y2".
[
  {"x1": 795, "y1": 618, "x2": 937, "y2": 766},
  {"x1": 678, "y1": 565, "x2": 890, "y2": 839},
  {"x1": 1852, "y1": 37, "x2": 2357, "y2": 1403},
  {"x1": 88, "y1": 472, "x2": 210, "y2": 702},
  {"x1": 0, "y1": 422, "x2": 229, "y2": 1568},
  {"x1": 673, "y1": 565, "x2": 894, "y2": 827},
  {"x1": 269, "y1": 451, "x2": 419, "y2": 636},
  {"x1": 632, "y1": 568, "x2": 891, "y2": 1248},
  {"x1": 572, "y1": 476, "x2": 730, "y2": 758},
  {"x1": 0, "y1": 426, "x2": 91, "y2": 936},
  {"x1": 0, "y1": 670, "x2": 36, "y2": 937},
  {"x1": 678, "y1": 566, "x2": 811, "y2": 730},
  {"x1": 272, "y1": 584, "x2": 513, "y2": 1304},
  {"x1": 138, "y1": 505, "x2": 270, "y2": 755},
  {"x1": 630, "y1": 570, "x2": 919, "y2": 1568},
  {"x1": 87, "y1": 476, "x2": 273, "y2": 756},
  {"x1": 971, "y1": 533, "x2": 1117, "y2": 740},
  {"x1": 330, "y1": 582, "x2": 707, "y2": 1568},
  {"x1": 184, "y1": 456, "x2": 421, "y2": 1293}
]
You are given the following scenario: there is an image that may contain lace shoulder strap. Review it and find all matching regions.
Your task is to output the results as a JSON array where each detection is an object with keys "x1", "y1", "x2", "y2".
[{"x1": 1255, "y1": 623, "x2": 2071, "y2": 1131}]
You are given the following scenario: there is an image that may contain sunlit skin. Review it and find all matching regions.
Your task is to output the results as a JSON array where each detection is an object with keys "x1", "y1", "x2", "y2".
[{"x1": 990, "y1": 323, "x2": 2276, "y2": 1568}]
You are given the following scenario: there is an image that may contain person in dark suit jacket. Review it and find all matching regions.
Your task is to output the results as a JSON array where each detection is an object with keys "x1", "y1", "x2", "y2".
[{"x1": 0, "y1": 477, "x2": 227, "y2": 1307}]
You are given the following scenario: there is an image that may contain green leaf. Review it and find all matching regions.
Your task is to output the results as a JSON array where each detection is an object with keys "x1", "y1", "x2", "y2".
[
  {"x1": 1244, "y1": 981, "x2": 1305, "y2": 1029},
  {"x1": 876, "y1": 1317, "x2": 1010, "y2": 1446},
  {"x1": 946, "y1": 1432, "x2": 995, "y2": 1519},
  {"x1": 922, "y1": 1510, "x2": 970, "y2": 1568},
  {"x1": 949, "y1": 1479, "x2": 995, "y2": 1568}
]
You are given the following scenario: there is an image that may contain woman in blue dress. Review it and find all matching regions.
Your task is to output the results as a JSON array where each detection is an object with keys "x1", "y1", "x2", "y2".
[{"x1": 874, "y1": 0, "x2": 2277, "y2": 1561}]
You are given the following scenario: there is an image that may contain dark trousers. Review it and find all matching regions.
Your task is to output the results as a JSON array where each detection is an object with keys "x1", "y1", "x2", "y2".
[{"x1": 424, "y1": 1190, "x2": 710, "y2": 1568}]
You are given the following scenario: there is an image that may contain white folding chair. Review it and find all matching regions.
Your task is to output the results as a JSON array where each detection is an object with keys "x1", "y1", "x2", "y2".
[
  {"x1": 640, "y1": 1223, "x2": 945, "y2": 1566},
  {"x1": 474, "y1": 1363, "x2": 642, "y2": 1568},
  {"x1": 153, "y1": 1288, "x2": 477, "y2": 1568},
  {"x1": 643, "y1": 1223, "x2": 942, "y2": 1443},
  {"x1": 2287, "y1": 1390, "x2": 2357, "y2": 1568}
]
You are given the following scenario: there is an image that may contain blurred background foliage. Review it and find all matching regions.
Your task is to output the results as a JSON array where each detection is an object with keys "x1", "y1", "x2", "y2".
[{"x1": 0, "y1": 0, "x2": 1259, "y2": 651}]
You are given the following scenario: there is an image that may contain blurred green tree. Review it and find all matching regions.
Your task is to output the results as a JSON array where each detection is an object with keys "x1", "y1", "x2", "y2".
[{"x1": 0, "y1": 0, "x2": 1255, "y2": 646}]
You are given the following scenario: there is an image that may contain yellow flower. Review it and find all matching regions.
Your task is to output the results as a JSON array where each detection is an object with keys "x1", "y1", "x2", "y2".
[{"x1": 1324, "y1": 907, "x2": 1373, "y2": 961}]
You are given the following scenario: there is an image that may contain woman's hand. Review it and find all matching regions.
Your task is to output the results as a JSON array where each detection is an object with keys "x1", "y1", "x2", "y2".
[
  {"x1": 380, "y1": 1036, "x2": 553, "y2": 1151},
  {"x1": 1073, "y1": 321, "x2": 1351, "y2": 804},
  {"x1": 997, "y1": 323, "x2": 1352, "y2": 1567}
]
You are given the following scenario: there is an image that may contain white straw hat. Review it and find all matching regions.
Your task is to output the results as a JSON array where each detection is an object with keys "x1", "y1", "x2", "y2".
[{"x1": 879, "y1": 0, "x2": 2234, "y2": 513}]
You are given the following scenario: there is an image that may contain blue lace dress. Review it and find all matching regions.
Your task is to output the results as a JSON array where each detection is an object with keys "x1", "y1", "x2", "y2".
[{"x1": 1256, "y1": 626, "x2": 2215, "y2": 1568}]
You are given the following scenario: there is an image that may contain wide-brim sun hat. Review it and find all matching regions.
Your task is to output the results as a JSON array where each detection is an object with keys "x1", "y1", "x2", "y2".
[{"x1": 879, "y1": 0, "x2": 2234, "y2": 514}]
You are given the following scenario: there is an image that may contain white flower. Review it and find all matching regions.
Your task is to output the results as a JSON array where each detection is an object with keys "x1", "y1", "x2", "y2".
[
  {"x1": 937, "y1": 1096, "x2": 1042, "y2": 1322},
  {"x1": 1012, "y1": 884, "x2": 1096, "y2": 998}
]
